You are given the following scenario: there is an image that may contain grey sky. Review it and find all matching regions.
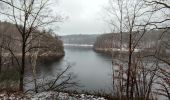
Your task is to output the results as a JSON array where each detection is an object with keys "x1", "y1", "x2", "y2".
[{"x1": 54, "y1": 0, "x2": 110, "y2": 35}]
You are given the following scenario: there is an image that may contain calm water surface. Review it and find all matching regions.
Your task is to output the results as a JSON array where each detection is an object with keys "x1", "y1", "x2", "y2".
[
  {"x1": 26, "y1": 46, "x2": 113, "y2": 92},
  {"x1": 25, "y1": 46, "x2": 168, "y2": 99}
]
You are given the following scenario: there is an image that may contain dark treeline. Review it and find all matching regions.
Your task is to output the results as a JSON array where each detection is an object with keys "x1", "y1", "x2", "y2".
[
  {"x1": 94, "y1": 30, "x2": 170, "y2": 51},
  {"x1": 61, "y1": 34, "x2": 99, "y2": 45}
]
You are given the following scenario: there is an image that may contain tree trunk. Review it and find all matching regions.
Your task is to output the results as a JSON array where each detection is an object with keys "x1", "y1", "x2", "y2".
[
  {"x1": 19, "y1": 12, "x2": 27, "y2": 92},
  {"x1": 0, "y1": 37, "x2": 2, "y2": 74},
  {"x1": 32, "y1": 52, "x2": 38, "y2": 93},
  {"x1": 127, "y1": 33, "x2": 132, "y2": 100},
  {"x1": 19, "y1": 42, "x2": 26, "y2": 91},
  {"x1": 0, "y1": 49, "x2": 2, "y2": 74}
]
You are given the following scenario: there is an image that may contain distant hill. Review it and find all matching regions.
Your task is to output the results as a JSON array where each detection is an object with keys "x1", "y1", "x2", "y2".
[
  {"x1": 93, "y1": 30, "x2": 170, "y2": 52},
  {"x1": 61, "y1": 34, "x2": 99, "y2": 45}
]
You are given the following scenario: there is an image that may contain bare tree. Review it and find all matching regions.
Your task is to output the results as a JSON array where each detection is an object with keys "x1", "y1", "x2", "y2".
[
  {"x1": 0, "y1": 0, "x2": 63, "y2": 91},
  {"x1": 107, "y1": 0, "x2": 157, "y2": 100},
  {"x1": 143, "y1": 0, "x2": 170, "y2": 99},
  {"x1": 107, "y1": 0, "x2": 124, "y2": 49}
]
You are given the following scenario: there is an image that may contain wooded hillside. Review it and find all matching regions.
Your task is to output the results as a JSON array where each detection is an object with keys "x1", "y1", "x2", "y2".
[
  {"x1": 93, "y1": 30, "x2": 170, "y2": 51},
  {"x1": 0, "y1": 21, "x2": 64, "y2": 56},
  {"x1": 61, "y1": 34, "x2": 99, "y2": 45}
]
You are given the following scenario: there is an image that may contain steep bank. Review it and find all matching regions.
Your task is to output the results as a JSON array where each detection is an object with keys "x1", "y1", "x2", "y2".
[{"x1": 0, "y1": 21, "x2": 64, "y2": 58}]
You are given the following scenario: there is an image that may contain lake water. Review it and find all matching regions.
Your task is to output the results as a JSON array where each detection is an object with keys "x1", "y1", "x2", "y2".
[
  {"x1": 24, "y1": 46, "x2": 168, "y2": 99},
  {"x1": 25, "y1": 46, "x2": 113, "y2": 93}
]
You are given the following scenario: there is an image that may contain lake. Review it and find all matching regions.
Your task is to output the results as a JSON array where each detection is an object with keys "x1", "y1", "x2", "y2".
[
  {"x1": 25, "y1": 46, "x2": 113, "y2": 93},
  {"x1": 24, "y1": 45, "x2": 167, "y2": 100}
]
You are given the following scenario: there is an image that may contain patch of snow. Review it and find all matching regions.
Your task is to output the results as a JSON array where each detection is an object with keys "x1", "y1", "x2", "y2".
[
  {"x1": 64, "y1": 44, "x2": 93, "y2": 47},
  {"x1": 0, "y1": 91, "x2": 107, "y2": 100},
  {"x1": 31, "y1": 91, "x2": 106, "y2": 100}
]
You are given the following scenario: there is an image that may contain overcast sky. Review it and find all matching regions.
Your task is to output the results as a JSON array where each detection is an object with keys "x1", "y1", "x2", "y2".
[{"x1": 53, "y1": 0, "x2": 110, "y2": 35}]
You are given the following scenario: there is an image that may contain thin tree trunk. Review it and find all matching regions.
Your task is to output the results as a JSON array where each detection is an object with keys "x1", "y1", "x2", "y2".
[
  {"x1": 32, "y1": 50, "x2": 39, "y2": 93},
  {"x1": 127, "y1": 33, "x2": 132, "y2": 100},
  {"x1": 130, "y1": 75, "x2": 134, "y2": 100},
  {"x1": 0, "y1": 35, "x2": 2, "y2": 74},
  {"x1": 19, "y1": 41, "x2": 26, "y2": 91},
  {"x1": 120, "y1": 4, "x2": 123, "y2": 50},
  {"x1": 0, "y1": 48, "x2": 2, "y2": 74},
  {"x1": 32, "y1": 58, "x2": 38, "y2": 93}
]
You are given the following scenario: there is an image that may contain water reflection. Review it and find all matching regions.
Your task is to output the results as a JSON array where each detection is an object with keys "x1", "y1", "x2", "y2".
[{"x1": 26, "y1": 46, "x2": 113, "y2": 92}]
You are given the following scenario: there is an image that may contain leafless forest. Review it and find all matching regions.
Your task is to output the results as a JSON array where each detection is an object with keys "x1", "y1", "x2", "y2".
[{"x1": 0, "y1": 0, "x2": 169, "y2": 100}]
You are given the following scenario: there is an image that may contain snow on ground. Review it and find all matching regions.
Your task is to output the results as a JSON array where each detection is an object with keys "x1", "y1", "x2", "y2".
[
  {"x1": 0, "y1": 91, "x2": 29, "y2": 100},
  {"x1": 32, "y1": 91, "x2": 106, "y2": 100},
  {"x1": 0, "y1": 91, "x2": 106, "y2": 100}
]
